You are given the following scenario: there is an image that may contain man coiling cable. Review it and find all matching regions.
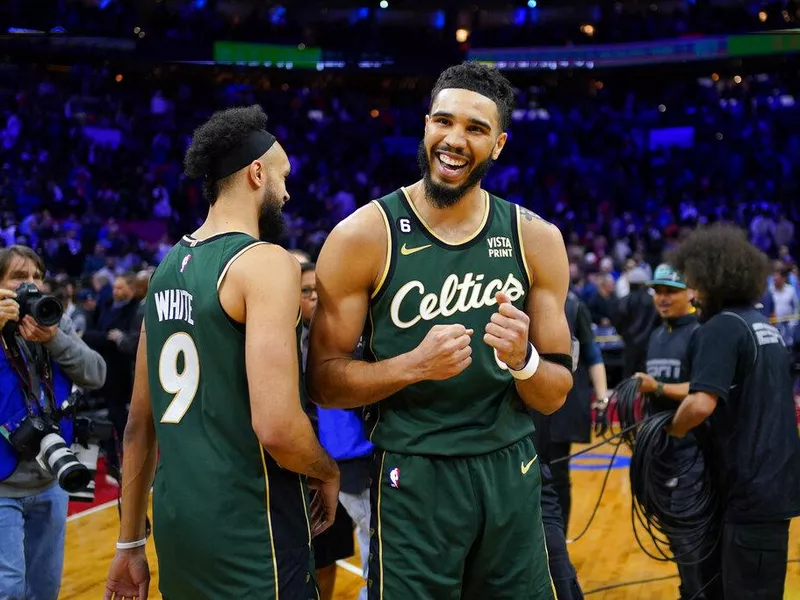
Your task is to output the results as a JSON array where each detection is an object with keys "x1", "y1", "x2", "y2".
[
  {"x1": 667, "y1": 224, "x2": 800, "y2": 600},
  {"x1": 631, "y1": 264, "x2": 707, "y2": 600}
]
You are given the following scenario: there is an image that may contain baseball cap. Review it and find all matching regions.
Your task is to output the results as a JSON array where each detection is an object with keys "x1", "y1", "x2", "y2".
[{"x1": 649, "y1": 263, "x2": 686, "y2": 289}]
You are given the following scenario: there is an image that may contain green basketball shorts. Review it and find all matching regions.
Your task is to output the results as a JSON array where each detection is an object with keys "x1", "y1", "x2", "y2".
[{"x1": 367, "y1": 435, "x2": 556, "y2": 600}]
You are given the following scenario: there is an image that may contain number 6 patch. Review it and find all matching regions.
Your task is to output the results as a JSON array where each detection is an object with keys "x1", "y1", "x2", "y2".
[{"x1": 397, "y1": 218, "x2": 412, "y2": 234}]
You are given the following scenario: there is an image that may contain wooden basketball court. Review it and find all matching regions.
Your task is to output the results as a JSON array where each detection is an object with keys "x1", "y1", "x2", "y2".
[{"x1": 60, "y1": 440, "x2": 800, "y2": 599}]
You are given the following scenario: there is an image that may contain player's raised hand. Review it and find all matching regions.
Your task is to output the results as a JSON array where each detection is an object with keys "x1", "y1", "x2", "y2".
[
  {"x1": 410, "y1": 324, "x2": 473, "y2": 381},
  {"x1": 484, "y1": 292, "x2": 530, "y2": 370}
]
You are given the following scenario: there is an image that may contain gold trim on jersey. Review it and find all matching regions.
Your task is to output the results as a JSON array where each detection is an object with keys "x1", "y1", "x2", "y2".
[
  {"x1": 377, "y1": 451, "x2": 387, "y2": 600},
  {"x1": 258, "y1": 447, "x2": 280, "y2": 599},
  {"x1": 216, "y1": 241, "x2": 270, "y2": 291},
  {"x1": 296, "y1": 308, "x2": 302, "y2": 328},
  {"x1": 515, "y1": 204, "x2": 533, "y2": 288},
  {"x1": 541, "y1": 522, "x2": 558, "y2": 598},
  {"x1": 181, "y1": 231, "x2": 241, "y2": 247},
  {"x1": 370, "y1": 200, "x2": 393, "y2": 300},
  {"x1": 300, "y1": 477, "x2": 312, "y2": 548},
  {"x1": 366, "y1": 306, "x2": 381, "y2": 442},
  {"x1": 400, "y1": 186, "x2": 490, "y2": 246}
]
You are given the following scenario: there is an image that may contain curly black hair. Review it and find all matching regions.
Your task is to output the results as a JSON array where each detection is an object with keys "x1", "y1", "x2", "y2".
[
  {"x1": 430, "y1": 62, "x2": 516, "y2": 132},
  {"x1": 668, "y1": 223, "x2": 770, "y2": 317},
  {"x1": 183, "y1": 104, "x2": 269, "y2": 204}
]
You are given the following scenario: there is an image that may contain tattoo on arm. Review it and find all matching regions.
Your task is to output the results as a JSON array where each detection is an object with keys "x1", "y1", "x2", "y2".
[{"x1": 520, "y1": 207, "x2": 542, "y2": 222}]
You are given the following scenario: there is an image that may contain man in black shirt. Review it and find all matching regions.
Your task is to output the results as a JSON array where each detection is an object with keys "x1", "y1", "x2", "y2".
[
  {"x1": 669, "y1": 224, "x2": 800, "y2": 600},
  {"x1": 633, "y1": 264, "x2": 705, "y2": 600},
  {"x1": 532, "y1": 290, "x2": 607, "y2": 600}
]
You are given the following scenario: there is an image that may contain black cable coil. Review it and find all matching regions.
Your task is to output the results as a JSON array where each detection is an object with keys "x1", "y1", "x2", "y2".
[
  {"x1": 629, "y1": 411, "x2": 722, "y2": 564},
  {"x1": 606, "y1": 377, "x2": 644, "y2": 450}
]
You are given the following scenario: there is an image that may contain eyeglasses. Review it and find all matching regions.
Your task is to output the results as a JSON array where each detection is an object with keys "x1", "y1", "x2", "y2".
[{"x1": 301, "y1": 287, "x2": 317, "y2": 298}]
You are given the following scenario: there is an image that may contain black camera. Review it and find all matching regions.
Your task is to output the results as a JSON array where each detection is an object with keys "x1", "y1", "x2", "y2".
[
  {"x1": 16, "y1": 282, "x2": 63, "y2": 327},
  {"x1": 4, "y1": 392, "x2": 92, "y2": 493}
]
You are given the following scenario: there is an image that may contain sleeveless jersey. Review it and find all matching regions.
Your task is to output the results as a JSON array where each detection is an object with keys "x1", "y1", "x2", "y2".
[
  {"x1": 363, "y1": 187, "x2": 535, "y2": 456},
  {"x1": 144, "y1": 232, "x2": 312, "y2": 597}
]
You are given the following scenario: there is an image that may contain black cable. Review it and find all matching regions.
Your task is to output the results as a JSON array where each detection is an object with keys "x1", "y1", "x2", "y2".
[
  {"x1": 550, "y1": 422, "x2": 640, "y2": 465},
  {"x1": 629, "y1": 411, "x2": 722, "y2": 564},
  {"x1": 566, "y1": 440, "x2": 620, "y2": 544},
  {"x1": 584, "y1": 574, "x2": 678, "y2": 595},
  {"x1": 606, "y1": 376, "x2": 644, "y2": 450}
]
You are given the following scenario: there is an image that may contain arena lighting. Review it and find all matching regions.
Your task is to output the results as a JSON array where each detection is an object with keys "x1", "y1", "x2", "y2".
[
  {"x1": 527, "y1": 0, "x2": 537, "y2": 7},
  {"x1": 379, "y1": 0, "x2": 388, "y2": 8},
  {"x1": 456, "y1": 28, "x2": 470, "y2": 43}
]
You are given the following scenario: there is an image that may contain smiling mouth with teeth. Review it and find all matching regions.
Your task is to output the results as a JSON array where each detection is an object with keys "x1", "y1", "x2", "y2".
[{"x1": 437, "y1": 153, "x2": 469, "y2": 169}]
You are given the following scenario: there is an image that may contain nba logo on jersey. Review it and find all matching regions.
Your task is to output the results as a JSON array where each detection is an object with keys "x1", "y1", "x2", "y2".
[
  {"x1": 180, "y1": 255, "x2": 192, "y2": 273},
  {"x1": 389, "y1": 467, "x2": 400, "y2": 488}
]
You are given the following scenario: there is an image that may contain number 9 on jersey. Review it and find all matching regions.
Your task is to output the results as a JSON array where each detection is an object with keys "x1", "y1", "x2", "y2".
[{"x1": 159, "y1": 332, "x2": 201, "y2": 424}]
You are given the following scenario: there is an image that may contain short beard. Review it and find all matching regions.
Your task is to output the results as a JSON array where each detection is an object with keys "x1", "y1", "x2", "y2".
[
  {"x1": 258, "y1": 190, "x2": 286, "y2": 243},
  {"x1": 417, "y1": 141, "x2": 493, "y2": 209}
]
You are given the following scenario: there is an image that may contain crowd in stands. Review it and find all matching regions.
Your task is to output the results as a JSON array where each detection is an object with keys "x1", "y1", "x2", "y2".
[
  {"x1": 0, "y1": 60, "x2": 798, "y2": 347},
  {"x1": 6, "y1": 0, "x2": 798, "y2": 51}
]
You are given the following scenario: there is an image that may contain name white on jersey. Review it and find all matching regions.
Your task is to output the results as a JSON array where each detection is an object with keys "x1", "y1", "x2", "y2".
[{"x1": 154, "y1": 289, "x2": 195, "y2": 326}]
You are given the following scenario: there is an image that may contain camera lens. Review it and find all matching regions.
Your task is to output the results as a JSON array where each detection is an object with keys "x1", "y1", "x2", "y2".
[
  {"x1": 32, "y1": 296, "x2": 63, "y2": 327},
  {"x1": 39, "y1": 433, "x2": 92, "y2": 493}
]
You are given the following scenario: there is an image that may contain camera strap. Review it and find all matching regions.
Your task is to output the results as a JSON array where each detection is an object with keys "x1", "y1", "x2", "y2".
[{"x1": 0, "y1": 331, "x2": 56, "y2": 419}]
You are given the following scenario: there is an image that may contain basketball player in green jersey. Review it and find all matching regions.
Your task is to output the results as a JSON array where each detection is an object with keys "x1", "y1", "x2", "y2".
[
  {"x1": 307, "y1": 63, "x2": 573, "y2": 599},
  {"x1": 104, "y1": 105, "x2": 340, "y2": 600}
]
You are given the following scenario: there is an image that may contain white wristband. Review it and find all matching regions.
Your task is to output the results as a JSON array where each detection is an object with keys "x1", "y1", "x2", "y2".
[
  {"x1": 116, "y1": 538, "x2": 147, "y2": 550},
  {"x1": 509, "y1": 342, "x2": 540, "y2": 381}
]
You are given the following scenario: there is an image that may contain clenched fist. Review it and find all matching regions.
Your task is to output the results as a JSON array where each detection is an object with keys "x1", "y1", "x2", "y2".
[
  {"x1": 484, "y1": 292, "x2": 530, "y2": 370},
  {"x1": 409, "y1": 324, "x2": 473, "y2": 381}
]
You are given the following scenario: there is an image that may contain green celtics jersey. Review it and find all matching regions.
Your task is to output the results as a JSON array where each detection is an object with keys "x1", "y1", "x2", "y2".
[
  {"x1": 363, "y1": 187, "x2": 536, "y2": 456},
  {"x1": 144, "y1": 232, "x2": 312, "y2": 598}
]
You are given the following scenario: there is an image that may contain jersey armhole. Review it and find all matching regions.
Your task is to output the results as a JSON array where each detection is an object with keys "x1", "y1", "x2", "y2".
[
  {"x1": 512, "y1": 204, "x2": 533, "y2": 288},
  {"x1": 370, "y1": 199, "x2": 394, "y2": 302},
  {"x1": 216, "y1": 241, "x2": 271, "y2": 292},
  {"x1": 216, "y1": 241, "x2": 271, "y2": 332}
]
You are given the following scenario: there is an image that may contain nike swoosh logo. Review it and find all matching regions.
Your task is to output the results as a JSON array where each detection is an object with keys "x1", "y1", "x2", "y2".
[
  {"x1": 521, "y1": 456, "x2": 538, "y2": 474},
  {"x1": 400, "y1": 243, "x2": 432, "y2": 256}
]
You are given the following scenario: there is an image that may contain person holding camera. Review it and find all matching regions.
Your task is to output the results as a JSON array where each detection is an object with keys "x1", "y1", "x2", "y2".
[{"x1": 0, "y1": 245, "x2": 107, "y2": 600}]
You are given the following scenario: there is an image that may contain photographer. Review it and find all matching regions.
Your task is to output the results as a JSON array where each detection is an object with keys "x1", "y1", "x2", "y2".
[{"x1": 0, "y1": 245, "x2": 107, "y2": 600}]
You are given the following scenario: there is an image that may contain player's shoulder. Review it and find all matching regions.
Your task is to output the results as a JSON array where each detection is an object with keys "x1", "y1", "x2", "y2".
[
  {"x1": 505, "y1": 198, "x2": 562, "y2": 241},
  {"x1": 227, "y1": 242, "x2": 300, "y2": 289},
  {"x1": 512, "y1": 204, "x2": 565, "y2": 260},
  {"x1": 326, "y1": 200, "x2": 387, "y2": 249}
]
